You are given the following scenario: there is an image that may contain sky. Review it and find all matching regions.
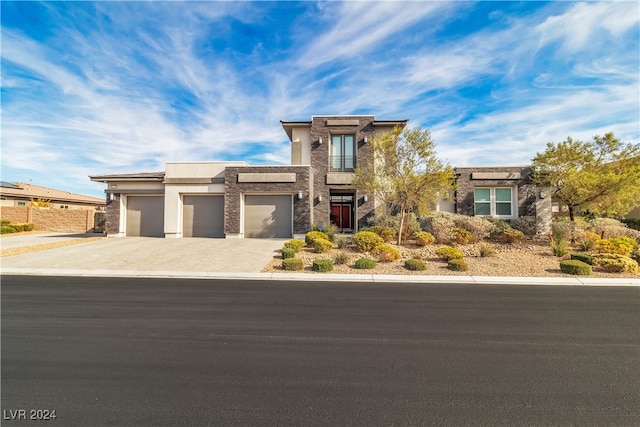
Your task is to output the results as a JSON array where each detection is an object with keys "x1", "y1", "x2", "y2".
[{"x1": 1, "y1": 1, "x2": 638, "y2": 199}]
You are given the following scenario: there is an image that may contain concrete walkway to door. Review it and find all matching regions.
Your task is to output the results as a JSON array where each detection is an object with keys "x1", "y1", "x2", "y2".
[{"x1": 1, "y1": 237, "x2": 286, "y2": 273}]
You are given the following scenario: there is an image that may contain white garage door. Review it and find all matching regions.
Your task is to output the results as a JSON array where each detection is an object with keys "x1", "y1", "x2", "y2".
[
  {"x1": 244, "y1": 195, "x2": 292, "y2": 238},
  {"x1": 183, "y1": 195, "x2": 224, "y2": 238},
  {"x1": 126, "y1": 196, "x2": 165, "y2": 237}
]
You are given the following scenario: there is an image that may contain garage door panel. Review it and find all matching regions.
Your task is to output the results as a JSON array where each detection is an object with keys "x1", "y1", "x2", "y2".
[
  {"x1": 126, "y1": 196, "x2": 164, "y2": 237},
  {"x1": 244, "y1": 195, "x2": 292, "y2": 238},
  {"x1": 183, "y1": 195, "x2": 224, "y2": 238}
]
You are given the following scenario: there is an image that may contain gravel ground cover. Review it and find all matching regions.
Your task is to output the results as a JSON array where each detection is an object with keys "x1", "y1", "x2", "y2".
[{"x1": 262, "y1": 239, "x2": 640, "y2": 279}]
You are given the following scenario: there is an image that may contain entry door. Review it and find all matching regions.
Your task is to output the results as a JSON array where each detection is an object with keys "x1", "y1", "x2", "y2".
[{"x1": 330, "y1": 193, "x2": 354, "y2": 233}]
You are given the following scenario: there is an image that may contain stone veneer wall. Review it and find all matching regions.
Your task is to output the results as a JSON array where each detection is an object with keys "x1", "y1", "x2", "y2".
[
  {"x1": 309, "y1": 116, "x2": 381, "y2": 230},
  {"x1": 455, "y1": 166, "x2": 537, "y2": 218},
  {"x1": 224, "y1": 166, "x2": 312, "y2": 236},
  {"x1": 105, "y1": 194, "x2": 121, "y2": 236}
]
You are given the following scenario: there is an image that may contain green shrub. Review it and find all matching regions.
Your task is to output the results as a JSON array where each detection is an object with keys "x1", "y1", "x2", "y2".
[
  {"x1": 335, "y1": 236, "x2": 349, "y2": 249},
  {"x1": 313, "y1": 238, "x2": 333, "y2": 254},
  {"x1": 283, "y1": 239, "x2": 305, "y2": 253},
  {"x1": 281, "y1": 247, "x2": 296, "y2": 259},
  {"x1": 369, "y1": 212, "x2": 421, "y2": 240},
  {"x1": 371, "y1": 226, "x2": 396, "y2": 243},
  {"x1": 577, "y1": 231, "x2": 600, "y2": 251},
  {"x1": 550, "y1": 237, "x2": 568, "y2": 257},
  {"x1": 414, "y1": 231, "x2": 435, "y2": 246},
  {"x1": 570, "y1": 253, "x2": 593, "y2": 265},
  {"x1": 421, "y1": 212, "x2": 456, "y2": 243},
  {"x1": 333, "y1": 251, "x2": 349, "y2": 265},
  {"x1": 631, "y1": 249, "x2": 640, "y2": 264},
  {"x1": 486, "y1": 216, "x2": 511, "y2": 240},
  {"x1": 435, "y1": 246, "x2": 464, "y2": 261},
  {"x1": 560, "y1": 260, "x2": 592, "y2": 275},
  {"x1": 1, "y1": 225, "x2": 16, "y2": 234},
  {"x1": 1, "y1": 219, "x2": 11, "y2": 226},
  {"x1": 593, "y1": 254, "x2": 638, "y2": 273},
  {"x1": 509, "y1": 216, "x2": 539, "y2": 237},
  {"x1": 451, "y1": 227, "x2": 475, "y2": 244},
  {"x1": 305, "y1": 231, "x2": 329, "y2": 247},
  {"x1": 503, "y1": 227, "x2": 524, "y2": 244},
  {"x1": 354, "y1": 257, "x2": 376, "y2": 269},
  {"x1": 404, "y1": 258, "x2": 427, "y2": 271},
  {"x1": 312, "y1": 259, "x2": 334, "y2": 272},
  {"x1": 621, "y1": 218, "x2": 640, "y2": 231},
  {"x1": 282, "y1": 258, "x2": 304, "y2": 271},
  {"x1": 479, "y1": 243, "x2": 495, "y2": 257},
  {"x1": 447, "y1": 258, "x2": 469, "y2": 272},
  {"x1": 373, "y1": 244, "x2": 400, "y2": 262},
  {"x1": 312, "y1": 223, "x2": 336, "y2": 242},
  {"x1": 353, "y1": 231, "x2": 384, "y2": 252}
]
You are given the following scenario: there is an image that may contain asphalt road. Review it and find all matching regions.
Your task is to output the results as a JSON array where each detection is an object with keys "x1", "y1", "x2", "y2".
[{"x1": 2, "y1": 276, "x2": 639, "y2": 427}]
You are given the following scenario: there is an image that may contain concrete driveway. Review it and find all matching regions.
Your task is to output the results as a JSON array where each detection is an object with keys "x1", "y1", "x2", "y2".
[{"x1": 0, "y1": 234, "x2": 286, "y2": 273}]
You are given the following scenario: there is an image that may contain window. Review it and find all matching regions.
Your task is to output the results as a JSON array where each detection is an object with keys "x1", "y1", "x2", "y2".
[
  {"x1": 17, "y1": 202, "x2": 26, "y2": 207},
  {"x1": 330, "y1": 134, "x2": 355, "y2": 171},
  {"x1": 474, "y1": 187, "x2": 514, "y2": 218}
]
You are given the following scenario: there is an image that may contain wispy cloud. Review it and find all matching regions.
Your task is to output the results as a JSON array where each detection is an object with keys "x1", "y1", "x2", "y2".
[{"x1": 1, "y1": 1, "x2": 637, "y2": 198}]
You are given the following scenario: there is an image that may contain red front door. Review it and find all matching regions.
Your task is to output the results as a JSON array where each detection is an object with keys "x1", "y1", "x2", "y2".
[{"x1": 331, "y1": 204, "x2": 352, "y2": 230}]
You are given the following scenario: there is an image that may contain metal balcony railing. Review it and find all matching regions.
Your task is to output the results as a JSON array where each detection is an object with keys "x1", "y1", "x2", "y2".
[{"x1": 329, "y1": 155, "x2": 355, "y2": 172}]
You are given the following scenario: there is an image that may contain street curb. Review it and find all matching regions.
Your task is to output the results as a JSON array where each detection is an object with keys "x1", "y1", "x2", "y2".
[{"x1": 1, "y1": 268, "x2": 638, "y2": 286}]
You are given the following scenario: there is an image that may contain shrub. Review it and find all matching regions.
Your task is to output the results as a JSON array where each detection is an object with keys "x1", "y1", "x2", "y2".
[
  {"x1": 588, "y1": 218, "x2": 624, "y2": 239},
  {"x1": 631, "y1": 249, "x2": 640, "y2": 264},
  {"x1": 282, "y1": 258, "x2": 304, "y2": 271},
  {"x1": 552, "y1": 219, "x2": 585, "y2": 242},
  {"x1": 354, "y1": 257, "x2": 377, "y2": 269},
  {"x1": 421, "y1": 212, "x2": 456, "y2": 243},
  {"x1": 1, "y1": 225, "x2": 16, "y2": 234},
  {"x1": 621, "y1": 218, "x2": 640, "y2": 231},
  {"x1": 313, "y1": 238, "x2": 333, "y2": 254},
  {"x1": 370, "y1": 212, "x2": 421, "y2": 240},
  {"x1": 0, "y1": 219, "x2": 11, "y2": 226},
  {"x1": 447, "y1": 258, "x2": 469, "y2": 272},
  {"x1": 312, "y1": 259, "x2": 334, "y2": 272},
  {"x1": 435, "y1": 246, "x2": 464, "y2": 261},
  {"x1": 9, "y1": 222, "x2": 35, "y2": 232},
  {"x1": 550, "y1": 237, "x2": 568, "y2": 257},
  {"x1": 283, "y1": 239, "x2": 305, "y2": 253},
  {"x1": 452, "y1": 215, "x2": 494, "y2": 241},
  {"x1": 414, "y1": 231, "x2": 435, "y2": 246},
  {"x1": 312, "y1": 223, "x2": 337, "y2": 242},
  {"x1": 404, "y1": 258, "x2": 427, "y2": 271},
  {"x1": 577, "y1": 231, "x2": 600, "y2": 251},
  {"x1": 281, "y1": 247, "x2": 296, "y2": 259},
  {"x1": 595, "y1": 237, "x2": 634, "y2": 256},
  {"x1": 373, "y1": 244, "x2": 400, "y2": 262},
  {"x1": 479, "y1": 243, "x2": 495, "y2": 257},
  {"x1": 353, "y1": 231, "x2": 384, "y2": 252},
  {"x1": 593, "y1": 254, "x2": 638, "y2": 274},
  {"x1": 333, "y1": 251, "x2": 349, "y2": 265},
  {"x1": 570, "y1": 253, "x2": 593, "y2": 265},
  {"x1": 503, "y1": 228, "x2": 524, "y2": 244},
  {"x1": 509, "y1": 216, "x2": 539, "y2": 237},
  {"x1": 335, "y1": 236, "x2": 349, "y2": 249},
  {"x1": 451, "y1": 227, "x2": 474, "y2": 245},
  {"x1": 560, "y1": 260, "x2": 592, "y2": 275},
  {"x1": 371, "y1": 226, "x2": 396, "y2": 243},
  {"x1": 305, "y1": 231, "x2": 329, "y2": 247}
]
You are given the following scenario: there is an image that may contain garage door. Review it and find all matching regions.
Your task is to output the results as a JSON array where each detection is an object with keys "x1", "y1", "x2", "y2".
[
  {"x1": 126, "y1": 196, "x2": 165, "y2": 237},
  {"x1": 183, "y1": 195, "x2": 224, "y2": 238},
  {"x1": 244, "y1": 195, "x2": 292, "y2": 238}
]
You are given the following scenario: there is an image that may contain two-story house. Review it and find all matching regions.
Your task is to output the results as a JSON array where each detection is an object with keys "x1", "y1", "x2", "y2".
[{"x1": 90, "y1": 114, "x2": 550, "y2": 238}]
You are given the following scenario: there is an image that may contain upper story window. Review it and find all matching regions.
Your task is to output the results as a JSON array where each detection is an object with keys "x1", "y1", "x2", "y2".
[
  {"x1": 474, "y1": 187, "x2": 515, "y2": 218},
  {"x1": 330, "y1": 134, "x2": 355, "y2": 172}
]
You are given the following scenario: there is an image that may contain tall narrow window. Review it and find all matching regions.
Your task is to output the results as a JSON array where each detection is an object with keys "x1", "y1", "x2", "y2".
[
  {"x1": 330, "y1": 135, "x2": 355, "y2": 171},
  {"x1": 474, "y1": 188, "x2": 491, "y2": 215}
]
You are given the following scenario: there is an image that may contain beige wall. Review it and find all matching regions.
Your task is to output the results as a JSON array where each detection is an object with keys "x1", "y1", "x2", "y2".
[
  {"x1": 291, "y1": 128, "x2": 312, "y2": 165},
  {"x1": 0, "y1": 206, "x2": 97, "y2": 233}
]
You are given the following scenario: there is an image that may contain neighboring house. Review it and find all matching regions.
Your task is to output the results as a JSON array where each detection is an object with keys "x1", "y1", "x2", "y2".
[
  {"x1": 0, "y1": 181, "x2": 105, "y2": 209},
  {"x1": 90, "y1": 115, "x2": 551, "y2": 239}
]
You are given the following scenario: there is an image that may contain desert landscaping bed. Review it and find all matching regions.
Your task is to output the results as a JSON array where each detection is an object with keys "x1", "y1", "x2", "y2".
[{"x1": 262, "y1": 238, "x2": 639, "y2": 279}]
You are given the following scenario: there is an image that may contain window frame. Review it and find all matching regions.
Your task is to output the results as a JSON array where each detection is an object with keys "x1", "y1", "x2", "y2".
[
  {"x1": 330, "y1": 134, "x2": 356, "y2": 172},
  {"x1": 473, "y1": 187, "x2": 516, "y2": 218}
]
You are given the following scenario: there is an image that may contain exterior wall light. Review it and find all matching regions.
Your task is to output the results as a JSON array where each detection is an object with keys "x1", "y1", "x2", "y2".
[
  {"x1": 297, "y1": 191, "x2": 303, "y2": 200},
  {"x1": 363, "y1": 195, "x2": 369, "y2": 202},
  {"x1": 317, "y1": 195, "x2": 323, "y2": 202},
  {"x1": 318, "y1": 137, "x2": 323, "y2": 144},
  {"x1": 539, "y1": 190, "x2": 546, "y2": 199},
  {"x1": 364, "y1": 136, "x2": 368, "y2": 143}
]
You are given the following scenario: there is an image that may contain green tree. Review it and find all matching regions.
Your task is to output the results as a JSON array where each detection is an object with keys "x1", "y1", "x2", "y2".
[
  {"x1": 353, "y1": 126, "x2": 456, "y2": 244},
  {"x1": 532, "y1": 132, "x2": 640, "y2": 222}
]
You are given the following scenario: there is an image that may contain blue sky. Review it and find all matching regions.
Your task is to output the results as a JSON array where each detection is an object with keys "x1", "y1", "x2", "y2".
[{"x1": 2, "y1": 1, "x2": 638, "y2": 199}]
